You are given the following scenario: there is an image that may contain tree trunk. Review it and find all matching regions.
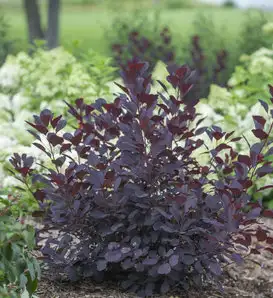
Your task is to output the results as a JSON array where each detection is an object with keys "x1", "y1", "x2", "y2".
[
  {"x1": 23, "y1": 0, "x2": 44, "y2": 45},
  {"x1": 47, "y1": 0, "x2": 61, "y2": 49}
]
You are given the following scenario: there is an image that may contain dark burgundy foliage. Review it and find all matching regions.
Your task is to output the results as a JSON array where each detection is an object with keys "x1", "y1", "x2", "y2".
[
  {"x1": 11, "y1": 62, "x2": 273, "y2": 297},
  {"x1": 112, "y1": 27, "x2": 175, "y2": 73},
  {"x1": 185, "y1": 35, "x2": 228, "y2": 100},
  {"x1": 112, "y1": 30, "x2": 228, "y2": 101}
]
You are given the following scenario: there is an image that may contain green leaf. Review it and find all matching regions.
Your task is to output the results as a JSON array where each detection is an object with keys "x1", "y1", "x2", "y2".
[
  {"x1": 268, "y1": 200, "x2": 273, "y2": 209},
  {"x1": 33, "y1": 260, "x2": 41, "y2": 279},
  {"x1": 27, "y1": 261, "x2": 35, "y2": 281},
  {"x1": 26, "y1": 272, "x2": 38, "y2": 296},
  {"x1": 4, "y1": 242, "x2": 13, "y2": 261},
  {"x1": 19, "y1": 273, "x2": 28, "y2": 288},
  {"x1": 21, "y1": 287, "x2": 30, "y2": 298},
  {"x1": 22, "y1": 228, "x2": 35, "y2": 249}
]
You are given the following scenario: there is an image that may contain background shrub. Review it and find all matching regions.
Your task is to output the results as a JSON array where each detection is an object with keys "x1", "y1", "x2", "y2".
[
  {"x1": 108, "y1": 9, "x2": 172, "y2": 72},
  {"x1": 161, "y1": 0, "x2": 195, "y2": 10},
  {"x1": 222, "y1": 0, "x2": 236, "y2": 8},
  {"x1": 111, "y1": 26, "x2": 175, "y2": 73},
  {"x1": 184, "y1": 35, "x2": 228, "y2": 100},
  {"x1": 188, "y1": 13, "x2": 236, "y2": 84},
  {"x1": 238, "y1": 10, "x2": 271, "y2": 56},
  {"x1": 200, "y1": 25, "x2": 273, "y2": 207},
  {"x1": 109, "y1": 11, "x2": 230, "y2": 100}
]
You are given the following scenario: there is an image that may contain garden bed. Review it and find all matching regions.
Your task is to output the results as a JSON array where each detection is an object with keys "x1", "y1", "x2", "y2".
[
  {"x1": 37, "y1": 255, "x2": 273, "y2": 298},
  {"x1": 36, "y1": 219, "x2": 273, "y2": 298}
]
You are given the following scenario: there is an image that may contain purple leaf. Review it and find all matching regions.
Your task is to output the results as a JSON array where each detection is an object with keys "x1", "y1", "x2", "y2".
[
  {"x1": 97, "y1": 260, "x2": 107, "y2": 271},
  {"x1": 169, "y1": 254, "x2": 179, "y2": 267},
  {"x1": 230, "y1": 253, "x2": 244, "y2": 265},
  {"x1": 259, "y1": 99, "x2": 268, "y2": 113},
  {"x1": 89, "y1": 210, "x2": 107, "y2": 219},
  {"x1": 121, "y1": 247, "x2": 131, "y2": 254},
  {"x1": 256, "y1": 165, "x2": 273, "y2": 177},
  {"x1": 56, "y1": 119, "x2": 67, "y2": 132},
  {"x1": 27, "y1": 129, "x2": 41, "y2": 141},
  {"x1": 105, "y1": 250, "x2": 122, "y2": 263},
  {"x1": 238, "y1": 155, "x2": 251, "y2": 167},
  {"x1": 182, "y1": 255, "x2": 195, "y2": 265},
  {"x1": 157, "y1": 263, "x2": 171, "y2": 275},
  {"x1": 51, "y1": 115, "x2": 62, "y2": 128},
  {"x1": 142, "y1": 257, "x2": 159, "y2": 266},
  {"x1": 32, "y1": 142, "x2": 51, "y2": 157},
  {"x1": 252, "y1": 129, "x2": 268, "y2": 140},
  {"x1": 208, "y1": 261, "x2": 222, "y2": 276},
  {"x1": 145, "y1": 282, "x2": 155, "y2": 297},
  {"x1": 252, "y1": 115, "x2": 266, "y2": 130},
  {"x1": 47, "y1": 133, "x2": 63, "y2": 147},
  {"x1": 160, "y1": 278, "x2": 170, "y2": 294},
  {"x1": 40, "y1": 109, "x2": 53, "y2": 126}
]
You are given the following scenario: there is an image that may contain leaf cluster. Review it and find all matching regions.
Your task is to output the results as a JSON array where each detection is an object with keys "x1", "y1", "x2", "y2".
[{"x1": 10, "y1": 61, "x2": 273, "y2": 296}]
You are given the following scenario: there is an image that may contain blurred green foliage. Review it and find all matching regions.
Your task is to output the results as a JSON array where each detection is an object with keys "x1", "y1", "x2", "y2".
[
  {"x1": 0, "y1": 192, "x2": 40, "y2": 298},
  {"x1": 238, "y1": 10, "x2": 272, "y2": 56},
  {"x1": 222, "y1": 0, "x2": 236, "y2": 8},
  {"x1": 0, "y1": 15, "x2": 15, "y2": 67}
]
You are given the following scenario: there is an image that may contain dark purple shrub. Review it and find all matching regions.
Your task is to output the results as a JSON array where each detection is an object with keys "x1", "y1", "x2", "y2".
[
  {"x1": 112, "y1": 30, "x2": 228, "y2": 101},
  {"x1": 184, "y1": 35, "x2": 228, "y2": 101},
  {"x1": 112, "y1": 27, "x2": 175, "y2": 73},
  {"x1": 11, "y1": 61, "x2": 273, "y2": 297}
]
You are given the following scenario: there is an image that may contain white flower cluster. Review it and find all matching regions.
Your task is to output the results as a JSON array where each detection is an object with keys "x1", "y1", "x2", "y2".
[
  {"x1": 0, "y1": 47, "x2": 117, "y2": 189},
  {"x1": 201, "y1": 41, "x2": 273, "y2": 196},
  {"x1": 263, "y1": 22, "x2": 273, "y2": 35},
  {"x1": 202, "y1": 42, "x2": 273, "y2": 144},
  {"x1": 0, "y1": 61, "x2": 22, "y2": 92},
  {"x1": 226, "y1": 46, "x2": 273, "y2": 107},
  {"x1": 0, "y1": 47, "x2": 115, "y2": 105}
]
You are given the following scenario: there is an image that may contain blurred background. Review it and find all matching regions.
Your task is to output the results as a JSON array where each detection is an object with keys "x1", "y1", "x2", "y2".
[
  {"x1": 1, "y1": 0, "x2": 273, "y2": 99},
  {"x1": 3, "y1": 3, "x2": 273, "y2": 298},
  {"x1": 1, "y1": 0, "x2": 273, "y2": 59}
]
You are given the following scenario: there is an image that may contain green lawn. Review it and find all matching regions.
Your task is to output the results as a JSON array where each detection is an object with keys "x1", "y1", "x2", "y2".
[{"x1": 2, "y1": 1, "x2": 273, "y2": 55}]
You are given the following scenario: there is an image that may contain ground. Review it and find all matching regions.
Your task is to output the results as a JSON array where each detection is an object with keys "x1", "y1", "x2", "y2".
[
  {"x1": 36, "y1": 218, "x2": 273, "y2": 298},
  {"x1": 37, "y1": 252, "x2": 273, "y2": 298}
]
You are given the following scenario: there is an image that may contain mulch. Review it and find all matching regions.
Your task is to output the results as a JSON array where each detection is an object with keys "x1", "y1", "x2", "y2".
[{"x1": 36, "y1": 218, "x2": 273, "y2": 298}]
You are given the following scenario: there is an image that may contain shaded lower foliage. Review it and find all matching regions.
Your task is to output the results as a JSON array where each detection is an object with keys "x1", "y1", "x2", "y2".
[{"x1": 11, "y1": 61, "x2": 273, "y2": 297}]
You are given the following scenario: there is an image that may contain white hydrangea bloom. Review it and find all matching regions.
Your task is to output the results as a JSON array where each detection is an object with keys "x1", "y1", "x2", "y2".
[
  {"x1": 263, "y1": 22, "x2": 273, "y2": 34},
  {"x1": 251, "y1": 47, "x2": 273, "y2": 58},
  {"x1": 0, "y1": 135, "x2": 17, "y2": 150},
  {"x1": 0, "y1": 59, "x2": 22, "y2": 92},
  {"x1": 233, "y1": 89, "x2": 246, "y2": 98},
  {"x1": 12, "y1": 93, "x2": 29, "y2": 111},
  {"x1": 0, "y1": 47, "x2": 117, "y2": 189},
  {"x1": 196, "y1": 102, "x2": 223, "y2": 127},
  {"x1": 249, "y1": 56, "x2": 273, "y2": 74}
]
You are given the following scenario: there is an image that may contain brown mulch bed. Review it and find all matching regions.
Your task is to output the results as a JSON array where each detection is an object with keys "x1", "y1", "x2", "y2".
[{"x1": 36, "y1": 219, "x2": 273, "y2": 298}]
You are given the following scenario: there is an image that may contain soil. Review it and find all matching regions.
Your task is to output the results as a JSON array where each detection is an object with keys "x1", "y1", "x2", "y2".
[{"x1": 36, "y1": 218, "x2": 273, "y2": 298}]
